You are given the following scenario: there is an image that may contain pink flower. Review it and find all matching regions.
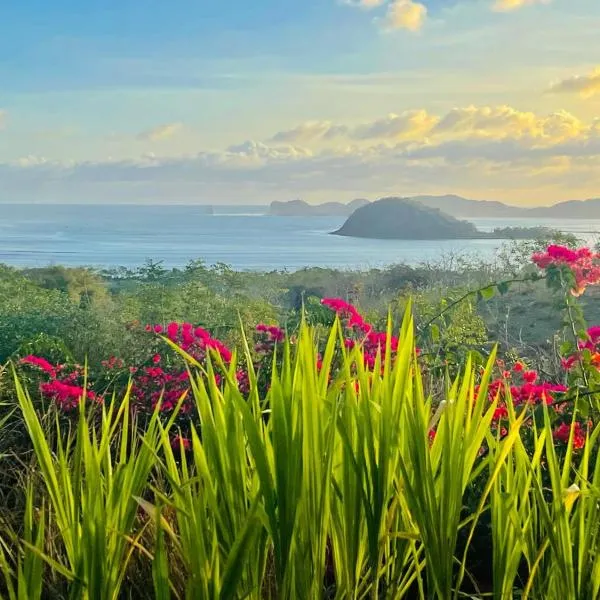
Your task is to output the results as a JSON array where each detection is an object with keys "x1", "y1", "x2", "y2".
[
  {"x1": 152, "y1": 354, "x2": 161, "y2": 364},
  {"x1": 20, "y1": 355, "x2": 57, "y2": 378},
  {"x1": 532, "y1": 245, "x2": 600, "y2": 296},
  {"x1": 40, "y1": 380, "x2": 97, "y2": 411},
  {"x1": 553, "y1": 422, "x2": 586, "y2": 450},
  {"x1": 153, "y1": 324, "x2": 163, "y2": 334},
  {"x1": 166, "y1": 322, "x2": 179, "y2": 341}
]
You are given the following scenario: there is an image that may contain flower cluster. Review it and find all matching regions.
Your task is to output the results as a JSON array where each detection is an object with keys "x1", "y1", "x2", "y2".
[
  {"x1": 321, "y1": 298, "x2": 372, "y2": 333},
  {"x1": 20, "y1": 355, "x2": 57, "y2": 378},
  {"x1": 321, "y1": 297, "x2": 411, "y2": 370},
  {"x1": 532, "y1": 245, "x2": 600, "y2": 296},
  {"x1": 470, "y1": 362, "x2": 570, "y2": 444},
  {"x1": 148, "y1": 322, "x2": 233, "y2": 364},
  {"x1": 20, "y1": 356, "x2": 98, "y2": 411},
  {"x1": 553, "y1": 421, "x2": 588, "y2": 450},
  {"x1": 40, "y1": 380, "x2": 97, "y2": 411},
  {"x1": 560, "y1": 326, "x2": 600, "y2": 372},
  {"x1": 482, "y1": 365, "x2": 568, "y2": 410},
  {"x1": 254, "y1": 323, "x2": 285, "y2": 354}
]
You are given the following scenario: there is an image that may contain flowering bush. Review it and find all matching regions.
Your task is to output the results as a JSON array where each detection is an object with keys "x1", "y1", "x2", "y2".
[
  {"x1": 532, "y1": 244, "x2": 600, "y2": 297},
  {"x1": 12, "y1": 243, "x2": 600, "y2": 456}
]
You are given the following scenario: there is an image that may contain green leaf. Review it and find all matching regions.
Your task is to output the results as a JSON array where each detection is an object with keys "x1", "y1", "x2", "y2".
[
  {"x1": 480, "y1": 287, "x2": 496, "y2": 301},
  {"x1": 497, "y1": 281, "x2": 510, "y2": 295}
]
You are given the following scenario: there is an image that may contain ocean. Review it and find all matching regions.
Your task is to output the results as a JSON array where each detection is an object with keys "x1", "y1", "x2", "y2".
[{"x1": 1, "y1": 204, "x2": 599, "y2": 271}]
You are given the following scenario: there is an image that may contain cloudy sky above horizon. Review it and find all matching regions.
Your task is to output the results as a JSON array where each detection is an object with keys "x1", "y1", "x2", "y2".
[{"x1": 1, "y1": 0, "x2": 600, "y2": 205}]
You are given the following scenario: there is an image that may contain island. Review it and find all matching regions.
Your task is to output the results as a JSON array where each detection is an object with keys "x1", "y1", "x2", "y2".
[
  {"x1": 331, "y1": 197, "x2": 553, "y2": 240},
  {"x1": 269, "y1": 198, "x2": 370, "y2": 217}
]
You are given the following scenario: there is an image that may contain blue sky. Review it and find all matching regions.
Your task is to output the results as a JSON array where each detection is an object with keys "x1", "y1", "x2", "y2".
[{"x1": 1, "y1": 0, "x2": 600, "y2": 204}]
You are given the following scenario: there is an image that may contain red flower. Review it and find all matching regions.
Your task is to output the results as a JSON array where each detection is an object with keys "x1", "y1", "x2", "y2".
[
  {"x1": 152, "y1": 354, "x2": 161, "y2": 364},
  {"x1": 170, "y1": 435, "x2": 192, "y2": 452},
  {"x1": 553, "y1": 422, "x2": 586, "y2": 450},
  {"x1": 20, "y1": 355, "x2": 57, "y2": 378}
]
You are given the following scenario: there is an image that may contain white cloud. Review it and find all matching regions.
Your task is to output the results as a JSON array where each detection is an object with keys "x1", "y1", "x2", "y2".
[
  {"x1": 492, "y1": 0, "x2": 551, "y2": 12},
  {"x1": 137, "y1": 122, "x2": 184, "y2": 142},
  {"x1": 271, "y1": 121, "x2": 340, "y2": 143},
  {"x1": 548, "y1": 67, "x2": 600, "y2": 99},
  {"x1": 3, "y1": 105, "x2": 600, "y2": 204},
  {"x1": 384, "y1": 0, "x2": 427, "y2": 31}
]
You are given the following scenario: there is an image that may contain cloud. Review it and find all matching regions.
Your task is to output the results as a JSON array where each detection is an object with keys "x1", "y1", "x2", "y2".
[
  {"x1": 492, "y1": 0, "x2": 550, "y2": 12},
  {"x1": 226, "y1": 140, "x2": 312, "y2": 160},
  {"x1": 137, "y1": 122, "x2": 183, "y2": 142},
  {"x1": 548, "y1": 67, "x2": 600, "y2": 99},
  {"x1": 271, "y1": 121, "x2": 342, "y2": 143},
  {"x1": 341, "y1": 0, "x2": 385, "y2": 8},
  {"x1": 4, "y1": 104, "x2": 600, "y2": 204},
  {"x1": 352, "y1": 109, "x2": 438, "y2": 140},
  {"x1": 433, "y1": 106, "x2": 586, "y2": 142},
  {"x1": 384, "y1": 0, "x2": 427, "y2": 31}
]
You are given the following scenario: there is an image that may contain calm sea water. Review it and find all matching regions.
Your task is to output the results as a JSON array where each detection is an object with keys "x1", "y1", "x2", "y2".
[{"x1": 1, "y1": 204, "x2": 600, "y2": 271}]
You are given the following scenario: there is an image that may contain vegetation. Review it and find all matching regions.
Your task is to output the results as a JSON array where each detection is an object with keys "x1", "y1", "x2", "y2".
[{"x1": 2, "y1": 236, "x2": 600, "y2": 597}]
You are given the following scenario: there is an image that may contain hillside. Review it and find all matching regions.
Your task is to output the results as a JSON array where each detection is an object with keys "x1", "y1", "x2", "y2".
[
  {"x1": 414, "y1": 194, "x2": 523, "y2": 218},
  {"x1": 526, "y1": 198, "x2": 600, "y2": 219},
  {"x1": 269, "y1": 198, "x2": 370, "y2": 216},
  {"x1": 269, "y1": 195, "x2": 600, "y2": 220}
]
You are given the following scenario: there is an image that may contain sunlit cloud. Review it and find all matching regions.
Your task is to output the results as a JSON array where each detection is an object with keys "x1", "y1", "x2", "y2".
[
  {"x1": 492, "y1": 0, "x2": 551, "y2": 12},
  {"x1": 137, "y1": 122, "x2": 184, "y2": 142},
  {"x1": 548, "y1": 67, "x2": 600, "y2": 99},
  {"x1": 271, "y1": 121, "x2": 340, "y2": 143},
  {"x1": 4, "y1": 104, "x2": 600, "y2": 204},
  {"x1": 384, "y1": 0, "x2": 427, "y2": 31}
]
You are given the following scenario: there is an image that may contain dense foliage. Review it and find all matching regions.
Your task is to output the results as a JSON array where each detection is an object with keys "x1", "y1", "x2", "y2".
[{"x1": 2, "y1": 239, "x2": 600, "y2": 598}]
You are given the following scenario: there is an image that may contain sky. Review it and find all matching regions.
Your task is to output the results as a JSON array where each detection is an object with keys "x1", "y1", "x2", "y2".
[{"x1": 1, "y1": 0, "x2": 599, "y2": 205}]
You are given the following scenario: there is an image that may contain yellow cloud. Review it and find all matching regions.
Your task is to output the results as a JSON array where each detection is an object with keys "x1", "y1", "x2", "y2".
[
  {"x1": 433, "y1": 105, "x2": 586, "y2": 143},
  {"x1": 271, "y1": 121, "x2": 338, "y2": 143},
  {"x1": 385, "y1": 0, "x2": 427, "y2": 32},
  {"x1": 493, "y1": 0, "x2": 550, "y2": 12},
  {"x1": 353, "y1": 109, "x2": 438, "y2": 140},
  {"x1": 137, "y1": 122, "x2": 183, "y2": 142},
  {"x1": 549, "y1": 67, "x2": 600, "y2": 99},
  {"x1": 270, "y1": 106, "x2": 591, "y2": 149}
]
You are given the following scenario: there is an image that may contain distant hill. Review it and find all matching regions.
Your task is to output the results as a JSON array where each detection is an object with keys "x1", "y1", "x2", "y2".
[
  {"x1": 268, "y1": 195, "x2": 600, "y2": 220},
  {"x1": 269, "y1": 198, "x2": 370, "y2": 216},
  {"x1": 332, "y1": 198, "x2": 481, "y2": 240},
  {"x1": 410, "y1": 195, "x2": 600, "y2": 219},
  {"x1": 412, "y1": 195, "x2": 523, "y2": 218},
  {"x1": 526, "y1": 198, "x2": 600, "y2": 219},
  {"x1": 332, "y1": 197, "x2": 554, "y2": 241}
]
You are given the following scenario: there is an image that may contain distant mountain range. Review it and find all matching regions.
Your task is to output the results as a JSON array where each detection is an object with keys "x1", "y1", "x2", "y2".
[
  {"x1": 268, "y1": 196, "x2": 600, "y2": 219},
  {"x1": 269, "y1": 198, "x2": 370, "y2": 216}
]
